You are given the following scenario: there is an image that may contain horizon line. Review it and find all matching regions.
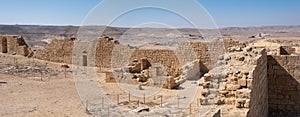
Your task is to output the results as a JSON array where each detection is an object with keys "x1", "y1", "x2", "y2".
[{"x1": 1, "y1": 23, "x2": 300, "y2": 30}]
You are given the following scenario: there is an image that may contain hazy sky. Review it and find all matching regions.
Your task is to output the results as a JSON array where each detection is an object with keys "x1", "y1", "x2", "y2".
[{"x1": 0, "y1": 0, "x2": 299, "y2": 28}]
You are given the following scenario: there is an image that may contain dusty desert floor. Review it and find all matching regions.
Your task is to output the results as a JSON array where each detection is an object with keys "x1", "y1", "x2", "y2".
[
  {"x1": 0, "y1": 54, "x2": 204, "y2": 116},
  {"x1": 0, "y1": 74, "x2": 91, "y2": 117},
  {"x1": 0, "y1": 53, "x2": 92, "y2": 117}
]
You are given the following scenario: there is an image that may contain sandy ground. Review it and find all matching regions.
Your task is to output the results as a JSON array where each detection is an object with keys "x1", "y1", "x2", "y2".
[
  {"x1": 0, "y1": 74, "x2": 90, "y2": 117},
  {"x1": 0, "y1": 53, "x2": 91, "y2": 117}
]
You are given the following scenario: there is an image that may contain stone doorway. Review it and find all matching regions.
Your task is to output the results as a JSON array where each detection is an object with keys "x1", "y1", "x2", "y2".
[
  {"x1": 82, "y1": 51, "x2": 87, "y2": 66},
  {"x1": 1, "y1": 37, "x2": 7, "y2": 53}
]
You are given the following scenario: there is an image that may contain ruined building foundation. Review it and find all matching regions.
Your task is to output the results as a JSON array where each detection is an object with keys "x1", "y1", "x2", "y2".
[{"x1": 0, "y1": 34, "x2": 299, "y2": 116}]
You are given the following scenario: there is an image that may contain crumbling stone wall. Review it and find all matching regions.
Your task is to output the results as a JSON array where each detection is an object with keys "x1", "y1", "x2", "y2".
[
  {"x1": 190, "y1": 41, "x2": 211, "y2": 70},
  {"x1": 222, "y1": 38, "x2": 245, "y2": 51},
  {"x1": 268, "y1": 55, "x2": 300, "y2": 116},
  {"x1": 33, "y1": 38, "x2": 74, "y2": 64},
  {"x1": 130, "y1": 49, "x2": 181, "y2": 76},
  {"x1": 0, "y1": 35, "x2": 31, "y2": 56},
  {"x1": 280, "y1": 46, "x2": 296, "y2": 55},
  {"x1": 32, "y1": 36, "x2": 243, "y2": 74},
  {"x1": 248, "y1": 49, "x2": 268, "y2": 117},
  {"x1": 190, "y1": 38, "x2": 244, "y2": 70},
  {"x1": 95, "y1": 37, "x2": 117, "y2": 68},
  {"x1": 198, "y1": 47, "x2": 268, "y2": 117}
]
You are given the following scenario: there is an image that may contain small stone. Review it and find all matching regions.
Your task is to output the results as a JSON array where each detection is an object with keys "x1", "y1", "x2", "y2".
[
  {"x1": 201, "y1": 89, "x2": 209, "y2": 96},
  {"x1": 226, "y1": 84, "x2": 240, "y2": 91},
  {"x1": 236, "y1": 99, "x2": 246, "y2": 108},
  {"x1": 226, "y1": 91, "x2": 236, "y2": 97},
  {"x1": 247, "y1": 79, "x2": 252, "y2": 88},
  {"x1": 247, "y1": 72, "x2": 253, "y2": 79},
  {"x1": 237, "y1": 74, "x2": 243, "y2": 78},
  {"x1": 236, "y1": 56, "x2": 245, "y2": 61},
  {"x1": 218, "y1": 55, "x2": 224, "y2": 60},
  {"x1": 198, "y1": 78, "x2": 205, "y2": 86},
  {"x1": 138, "y1": 84, "x2": 143, "y2": 90},
  {"x1": 215, "y1": 98, "x2": 225, "y2": 105},
  {"x1": 225, "y1": 98, "x2": 235, "y2": 105},
  {"x1": 217, "y1": 61, "x2": 225, "y2": 66},
  {"x1": 236, "y1": 47, "x2": 242, "y2": 51},
  {"x1": 242, "y1": 71, "x2": 249, "y2": 75},
  {"x1": 238, "y1": 78, "x2": 247, "y2": 87},
  {"x1": 207, "y1": 94, "x2": 216, "y2": 99},
  {"x1": 204, "y1": 73, "x2": 211, "y2": 77},
  {"x1": 220, "y1": 91, "x2": 229, "y2": 95},
  {"x1": 245, "y1": 46, "x2": 252, "y2": 52},
  {"x1": 220, "y1": 78, "x2": 227, "y2": 82},
  {"x1": 204, "y1": 75, "x2": 212, "y2": 81},
  {"x1": 244, "y1": 99, "x2": 250, "y2": 108},
  {"x1": 225, "y1": 56, "x2": 231, "y2": 61},
  {"x1": 220, "y1": 83, "x2": 226, "y2": 90},
  {"x1": 203, "y1": 82, "x2": 211, "y2": 88}
]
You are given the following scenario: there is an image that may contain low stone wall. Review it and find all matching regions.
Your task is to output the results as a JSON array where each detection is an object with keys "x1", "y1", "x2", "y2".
[{"x1": 268, "y1": 55, "x2": 300, "y2": 116}]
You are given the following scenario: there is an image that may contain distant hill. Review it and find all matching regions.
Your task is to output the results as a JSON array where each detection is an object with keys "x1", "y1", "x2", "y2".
[{"x1": 0, "y1": 24, "x2": 299, "y2": 48}]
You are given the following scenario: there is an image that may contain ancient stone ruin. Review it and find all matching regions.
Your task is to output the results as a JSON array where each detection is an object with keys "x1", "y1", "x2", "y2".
[
  {"x1": 0, "y1": 34, "x2": 299, "y2": 116},
  {"x1": 0, "y1": 35, "x2": 32, "y2": 56}
]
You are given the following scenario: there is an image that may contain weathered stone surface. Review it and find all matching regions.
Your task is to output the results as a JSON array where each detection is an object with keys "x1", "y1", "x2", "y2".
[
  {"x1": 226, "y1": 84, "x2": 240, "y2": 91},
  {"x1": 238, "y1": 78, "x2": 247, "y2": 87},
  {"x1": 0, "y1": 35, "x2": 31, "y2": 56},
  {"x1": 268, "y1": 55, "x2": 300, "y2": 115}
]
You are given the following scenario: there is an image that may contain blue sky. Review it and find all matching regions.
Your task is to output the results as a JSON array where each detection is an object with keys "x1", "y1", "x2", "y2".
[{"x1": 0, "y1": 0, "x2": 299, "y2": 28}]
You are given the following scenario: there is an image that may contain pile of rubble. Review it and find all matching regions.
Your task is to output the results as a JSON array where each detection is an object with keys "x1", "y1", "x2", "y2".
[
  {"x1": 108, "y1": 58, "x2": 154, "y2": 86},
  {"x1": 0, "y1": 62, "x2": 62, "y2": 80},
  {"x1": 108, "y1": 57, "x2": 201, "y2": 89},
  {"x1": 163, "y1": 60, "x2": 201, "y2": 89},
  {"x1": 198, "y1": 46, "x2": 265, "y2": 109}
]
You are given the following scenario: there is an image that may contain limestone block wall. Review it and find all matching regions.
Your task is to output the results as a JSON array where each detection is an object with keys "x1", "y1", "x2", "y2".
[
  {"x1": 268, "y1": 55, "x2": 300, "y2": 116},
  {"x1": 248, "y1": 49, "x2": 268, "y2": 117},
  {"x1": 32, "y1": 37, "x2": 244, "y2": 78},
  {"x1": 33, "y1": 37, "x2": 116, "y2": 67},
  {"x1": 72, "y1": 40, "x2": 98, "y2": 67},
  {"x1": 198, "y1": 47, "x2": 268, "y2": 117},
  {"x1": 0, "y1": 35, "x2": 30, "y2": 56},
  {"x1": 130, "y1": 49, "x2": 181, "y2": 76},
  {"x1": 7, "y1": 36, "x2": 29, "y2": 55},
  {"x1": 95, "y1": 37, "x2": 116, "y2": 68},
  {"x1": 33, "y1": 38, "x2": 74, "y2": 64},
  {"x1": 190, "y1": 41, "x2": 211, "y2": 69},
  {"x1": 190, "y1": 38, "x2": 244, "y2": 70}
]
